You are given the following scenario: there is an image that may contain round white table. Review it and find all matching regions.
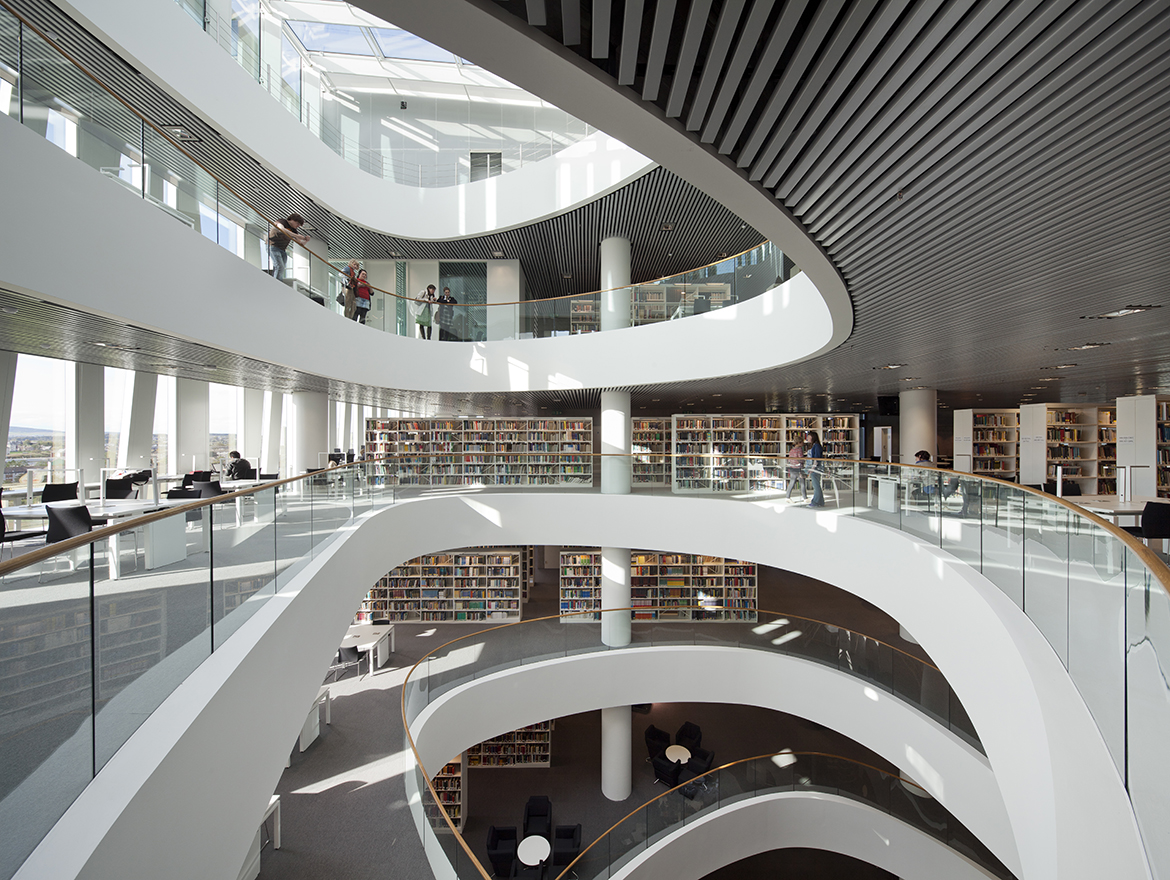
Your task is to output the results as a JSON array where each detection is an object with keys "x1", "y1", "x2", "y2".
[
  {"x1": 665, "y1": 744, "x2": 691, "y2": 764},
  {"x1": 517, "y1": 835, "x2": 551, "y2": 866}
]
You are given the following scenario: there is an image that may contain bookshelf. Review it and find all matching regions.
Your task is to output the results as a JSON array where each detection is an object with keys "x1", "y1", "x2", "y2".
[
  {"x1": 363, "y1": 417, "x2": 592, "y2": 488},
  {"x1": 429, "y1": 757, "x2": 465, "y2": 830},
  {"x1": 570, "y1": 298, "x2": 599, "y2": 333},
  {"x1": 560, "y1": 549, "x2": 757, "y2": 622},
  {"x1": 1020, "y1": 403, "x2": 1115, "y2": 495},
  {"x1": 953, "y1": 409, "x2": 1019, "y2": 478},
  {"x1": 632, "y1": 418, "x2": 671, "y2": 486},
  {"x1": 1116, "y1": 395, "x2": 1170, "y2": 498},
  {"x1": 631, "y1": 285, "x2": 668, "y2": 323},
  {"x1": 673, "y1": 413, "x2": 860, "y2": 494},
  {"x1": 354, "y1": 548, "x2": 524, "y2": 623},
  {"x1": 466, "y1": 721, "x2": 552, "y2": 768}
]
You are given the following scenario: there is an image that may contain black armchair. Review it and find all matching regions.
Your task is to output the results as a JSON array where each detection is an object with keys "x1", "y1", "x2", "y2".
[
  {"x1": 644, "y1": 724, "x2": 671, "y2": 762},
  {"x1": 552, "y1": 824, "x2": 581, "y2": 870},
  {"x1": 523, "y1": 795, "x2": 552, "y2": 840},
  {"x1": 40, "y1": 482, "x2": 79, "y2": 503},
  {"x1": 675, "y1": 721, "x2": 702, "y2": 751},
  {"x1": 509, "y1": 863, "x2": 543, "y2": 879},
  {"x1": 652, "y1": 752, "x2": 681, "y2": 787},
  {"x1": 0, "y1": 509, "x2": 46, "y2": 561},
  {"x1": 485, "y1": 825, "x2": 518, "y2": 877},
  {"x1": 679, "y1": 747, "x2": 715, "y2": 796}
]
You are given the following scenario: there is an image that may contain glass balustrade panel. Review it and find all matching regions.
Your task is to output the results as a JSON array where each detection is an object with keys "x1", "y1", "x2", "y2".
[
  {"x1": 210, "y1": 488, "x2": 279, "y2": 649},
  {"x1": 0, "y1": 544, "x2": 94, "y2": 880},
  {"x1": 1021, "y1": 493, "x2": 1070, "y2": 665},
  {"x1": 91, "y1": 513, "x2": 212, "y2": 770},
  {"x1": 0, "y1": 7, "x2": 18, "y2": 121},
  {"x1": 980, "y1": 483, "x2": 1026, "y2": 608}
]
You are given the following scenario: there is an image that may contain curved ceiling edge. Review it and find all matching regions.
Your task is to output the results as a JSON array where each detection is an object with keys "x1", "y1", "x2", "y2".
[
  {"x1": 357, "y1": 0, "x2": 853, "y2": 353},
  {"x1": 55, "y1": 0, "x2": 659, "y2": 242},
  {"x1": 0, "y1": 122, "x2": 832, "y2": 395}
]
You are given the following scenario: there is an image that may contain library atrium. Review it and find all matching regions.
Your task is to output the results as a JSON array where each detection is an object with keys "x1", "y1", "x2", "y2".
[{"x1": 1, "y1": 1, "x2": 1169, "y2": 880}]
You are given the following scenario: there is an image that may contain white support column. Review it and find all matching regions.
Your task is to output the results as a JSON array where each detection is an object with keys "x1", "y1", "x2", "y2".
[
  {"x1": 327, "y1": 399, "x2": 339, "y2": 454},
  {"x1": 899, "y1": 388, "x2": 938, "y2": 463},
  {"x1": 260, "y1": 391, "x2": 283, "y2": 476},
  {"x1": 341, "y1": 401, "x2": 354, "y2": 454},
  {"x1": 175, "y1": 379, "x2": 210, "y2": 473},
  {"x1": 242, "y1": 388, "x2": 264, "y2": 465},
  {"x1": 0, "y1": 351, "x2": 16, "y2": 456},
  {"x1": 601, "y1": 546, "x2": 631, "y2": 647},
  {"x1": 291, "y1": 391, "x2": 328, "y2": 475},
  {"x1": 123, "y1": 371, "x2": 157, "y2": 471},
  {"x1": 601, "y1": 390, "x2": 632, "y2": 495},
  {"x1": 599, "y1": 236, "x2": 631, "y2": 333},
  {"x1": 600, "y1": 705, "x2": 632, "y2": 802},
  {"x1": 65, "y1": 363, "x2": 103, "y2": 488}
]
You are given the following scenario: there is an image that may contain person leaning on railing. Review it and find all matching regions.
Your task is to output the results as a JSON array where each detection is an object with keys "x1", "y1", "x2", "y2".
[{"x1": 266, "y1": 213, "x2": 310, "y2": 281}]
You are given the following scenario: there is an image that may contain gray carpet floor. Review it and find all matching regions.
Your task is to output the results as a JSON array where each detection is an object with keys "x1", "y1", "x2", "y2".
[{"x1": 256, "y1": 556, "x2": 928, "y2": 880}]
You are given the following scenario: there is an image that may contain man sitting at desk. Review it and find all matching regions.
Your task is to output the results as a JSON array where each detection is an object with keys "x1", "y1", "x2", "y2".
[{"x1": 226, "y1": 450, "x2": 252, "y2": 480}]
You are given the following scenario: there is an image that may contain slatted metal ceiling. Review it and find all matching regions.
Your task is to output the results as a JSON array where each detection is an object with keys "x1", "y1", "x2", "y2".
[
  {"x1": 354, "y1": 0, "x2": 1170, "y2": 411},
  {"x1": 3, "y1": 0, "x2": 762, "y2": 300}
]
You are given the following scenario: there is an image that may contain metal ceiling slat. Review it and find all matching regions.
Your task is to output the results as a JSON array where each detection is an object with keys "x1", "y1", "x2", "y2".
[
  {"x1": 526, "y1": 0, "x2": 548, "y2": 27},
  {"x1": 698, "y1": 0, "x2": 777, "y2": 143},
  {"x1": 592, "y1": 0, "x2": 612, "y2": 57},
  {"x1": 778, "y1": 0, "x2": 993, "y2": 205},
  {"x1": 664, "y1": 0, "x2": 715, "y2": 117},
  {"x1": 684, "y1": 0, "x2": 748, "y2": 130},
  {"x1": 806, "y1": 0, "x2": 1114, "y2": 236},
  {"x1": 562, "y1": 0, "x2": 581, "y2": 45},
  {"x1": 618, "y1": 0, "x2": 646, "y2": 85},
  {"x1": 712, "y1": 0, "x2": 809, "y2": 153},
  {"x1": 793, "y1": 0, "x2": 1044, "y2": 221},
  {"x1": 641, "y1": 0, "x2": 679, "y2": 102}
]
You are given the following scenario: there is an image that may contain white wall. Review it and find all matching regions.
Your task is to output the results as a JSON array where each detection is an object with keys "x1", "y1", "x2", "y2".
[
  {"x1": 56, "y1": 0, "x2": 657, "y2": 241},
  {"x1": 15, "y1": 493, "x2": 1149, "y2": 880},
  {"x1": 0, "y1": 114, "x2": 838, "y2": 394}
]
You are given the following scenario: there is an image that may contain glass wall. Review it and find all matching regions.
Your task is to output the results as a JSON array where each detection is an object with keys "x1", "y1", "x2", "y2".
[
  {"x1": 104, "y1": 367, "x2": 134, "y2": 468},
  {"x1": 208, "y1": 382, "x2": 242, "y2": 471}
]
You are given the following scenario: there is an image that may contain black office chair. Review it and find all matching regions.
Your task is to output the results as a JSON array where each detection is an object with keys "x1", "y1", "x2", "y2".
[
  {"x1": 552, "y1": 824, "x2": 581, "y2": 872},
  {"x1": 652, "y1": 752, "x2": 682, "y2": 787},
  {"x1": 181, "y1": 471, "x2": 213, "y2": 488},
  {"x1": 104, "y1": 477, "x2": 136, "y2": 499},
  {"x1": 192, "y1": 480, "x2": 226, "y2": 498},
  {"x1": 40, "y1": 482, "x2": 79, "y2": 503},
  {"x1": 371, "y1": 617, "x2": 391, "y2": 626},
  {"x1": 42, "y1": 504, "x2": 94, "y2": 579},
  {"x1": 0, "y1": 509, "x2": 47, "y2": 561},
  {"x1": 675, "y1": 721, "x2": 702, "y2": 751},
  {"x1": 485, "y1": 825, "x2": 518, "y2": 877},
  {"x1": 522, "y1": 795, "x2": 552, "y2": 840},
  {"x1": 259, "y1": 473, "x2": 286, "y2": 515},
  {"x1": 329, "y1": 645, "x2": 364, "y2": 681},
  {"x1": 644, "y1": 724, "x2": 671, "y2": 762},
  {"x1": 1122, "y1": 502, "x2": 1170, "y2": 551}
]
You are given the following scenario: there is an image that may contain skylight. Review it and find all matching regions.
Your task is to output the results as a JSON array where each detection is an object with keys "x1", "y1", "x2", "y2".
[
  {"x1": 371, "y1": 27, "x2": 466, "y2": 64},
  {"x1": 287, "y1": 21, "x2": 375, "y2": 55}
]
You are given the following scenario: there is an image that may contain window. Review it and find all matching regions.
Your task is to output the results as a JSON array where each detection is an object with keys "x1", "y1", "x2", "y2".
[
  {"x1": 5, "y1": 354, "x2": 68, "y2": 488},
  {"x1": 370, "y1": 28, "x2": 462, "y2": 63},
  {"x1": 470, "y1": 151, "x2": 502, "y2": 182},
  {"x1": 104, "y1": 367, "x2": 134, "y2": 468},
  {"x1": 45, "y1": 109, "x2": 77, "y2": 156},
  {"x1": 287, "y1": 22, "x2": 374, "y2": 56},
  {"x1": 208, "y1": 383, "x2": 242, "y2": 471},
  {"x1": 153, "y1": 375, "x2": 175, "y2": 474}
]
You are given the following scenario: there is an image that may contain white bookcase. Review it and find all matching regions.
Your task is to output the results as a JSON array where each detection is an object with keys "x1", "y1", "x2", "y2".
[
  {"x1": 363, "y1": 417, "x2": 592, "y2": 488},
  {"x1": 632, "y1": 418, "x2": 671, "y2": 486},
  {"x1": 559, "y1": 549, "x2": 757, "y2": 622},
  {"x1": 672, "y1": 413, "x2": 860, "y2": 494},
  {"x1": 429, "y1": 757, "x2": 465, "y2": 831},
  {"x1": 465, "y1": 721, "x2": 552, "y2": 768},
  {"x1": 355, "y1": 548, "x2": 524, "y2": 623},
  {"x1": 953, "y1": 409, "x2": 1020, "y2": 478},
  {"x1": 1020, "y1": 403, "x2": 1115, "y2": 495},
  {"x1": 1116, "y1": 395, "x2": 1170, "y2": 498}
]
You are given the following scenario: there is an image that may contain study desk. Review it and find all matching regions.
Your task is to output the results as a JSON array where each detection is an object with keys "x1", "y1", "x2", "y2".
[
  {"x1": 341, "y1": 623, "x2": 395, "y2": 675},
  {"x1": 1072, "y1": 495, "x2": 1168, "y2": 524},
  {"x1": 5, "y1": 499, "x2": 188, "y2": 579}
]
